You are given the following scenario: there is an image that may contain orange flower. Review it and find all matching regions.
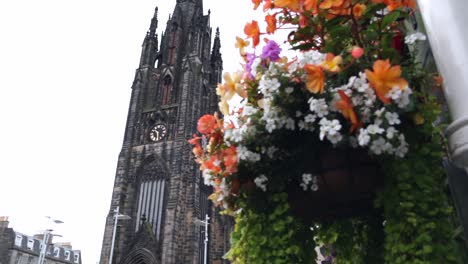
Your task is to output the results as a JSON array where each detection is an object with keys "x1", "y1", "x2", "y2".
[
  {"x1": 304, "y1": 64, "x2": 325, "y2": 93},
  {"x1": 203, "y1": 156, "x2": 221, "y2": 174},
  {"x1": 319, "y1": 0, "x2": 344, "y2": 9},
  {"x1": 265, "y1": 13, "x2": 277, "y2": 34},
  {"x1": 335, "y1": 90, "x2": 361, "y2": 132},
  {"x1": 263, "y1": 0, "x2": 274, "y2": 11},
  {"x1": 352, "y1": 3, "x2": 366, "y2": 18},
  {"x1": 274, "y1": 0, "x2": 301, "y2": 11},
  {"x1": 252, "y1": 0, "x2": 262, "y2": 10},
  {"x1": 321, "y1": 53, "x2": 342, "y2": 73},
  {"x1": 223, "y1": 146, "x2": 238, "y2": 174},
  {"x1": 433, "y1": 75, "x2": 443, "y2": 87},
  {"x1": 304, "y1": 0, "x2": 318, "y2": 13},
  {"x1": 365, "y1": 59, "x2": 408, "y2": 104},
  {"x1": 197, "y1": 114, "x2": 218, "y2": 135},
  {"x1": 244, "y1": 20, "x2": 261, "y2": 47},
  {"x1": 188, "y1": 135, "x2": 203, "y2": 158},
  {"x1": 384, "y1": 0, "x2": 415, "y2": 11},
  {"x1": 323, "y1": 0, "x2": 351, "y2": 19}
]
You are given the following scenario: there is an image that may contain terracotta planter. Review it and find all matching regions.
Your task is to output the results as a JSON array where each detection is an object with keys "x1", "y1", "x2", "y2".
[{"x1": 288, "y1": 147, "x2": 382, "y2": 222}]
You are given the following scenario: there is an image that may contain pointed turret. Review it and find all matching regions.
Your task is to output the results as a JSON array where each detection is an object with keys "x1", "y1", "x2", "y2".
[
  {"x1": 149, "y1": 7, "x2": 158, "y2": 37},
  {"x1": 139, "y1": 6, "x2": 160, "y2": 67},
  {"x1": 211, "y1": 27, "x2": 223, "y2": 85}
]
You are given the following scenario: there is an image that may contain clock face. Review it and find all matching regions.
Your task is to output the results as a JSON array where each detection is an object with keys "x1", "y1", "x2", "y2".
[{"x1": 149, "y1": 124, "x2": 167, "y2": 142}]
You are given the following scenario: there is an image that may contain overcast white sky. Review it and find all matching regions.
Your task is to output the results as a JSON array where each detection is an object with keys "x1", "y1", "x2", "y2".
[{"x1": 0, "y1": 1, "x2": 293, "y2": 263}]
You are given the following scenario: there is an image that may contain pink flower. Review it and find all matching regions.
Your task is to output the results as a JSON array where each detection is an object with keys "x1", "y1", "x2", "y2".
[{"x1": 351, "y1": 46, "x2": 364, "y2": 59}]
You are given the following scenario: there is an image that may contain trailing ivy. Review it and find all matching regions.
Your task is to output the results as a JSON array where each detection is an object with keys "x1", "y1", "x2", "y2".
[
  {"x1": 375, "y1": 90, "x2": 457, "y2": 263},
  {"x1": 226, "y1": 193, "x2": 317, "y2": 264}
]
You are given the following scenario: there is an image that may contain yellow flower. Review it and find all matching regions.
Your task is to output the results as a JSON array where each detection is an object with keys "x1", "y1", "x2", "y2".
[
  {"x1": 216, "y1": 72, "x2": 246, "y2": 100},
  {"x1": 413, "y1": 113, "x2": 425, "y2": 125},
  {"x1": 235, "y1": 36, "x2": 250, "y2": 56},
  {"x1": 321, "y1": 53, "x2": 342, "y2": 73}
]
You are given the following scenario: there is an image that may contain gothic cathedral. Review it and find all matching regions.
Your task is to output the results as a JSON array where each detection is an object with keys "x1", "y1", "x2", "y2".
[{"x1": 99, "y1": 1, "x2": 230, "y2": 263}]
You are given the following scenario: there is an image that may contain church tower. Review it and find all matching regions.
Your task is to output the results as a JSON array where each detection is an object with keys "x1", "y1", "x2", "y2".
[{"x1": 99, "y1": 1, "x2": 230, "y2": 263}]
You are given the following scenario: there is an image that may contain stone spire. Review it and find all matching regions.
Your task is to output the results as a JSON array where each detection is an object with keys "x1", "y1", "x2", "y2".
[{"x1": 149, "y1": 7, "x2": 158, "y2": 37}]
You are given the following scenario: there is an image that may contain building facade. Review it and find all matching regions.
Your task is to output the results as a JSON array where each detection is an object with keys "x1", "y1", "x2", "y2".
[
  {"x1": 99, "y1": 0, "x2": 230, "y2": 263},
  {"x1": 0, "y1": 217, "x2": 82, "y2": 264}
]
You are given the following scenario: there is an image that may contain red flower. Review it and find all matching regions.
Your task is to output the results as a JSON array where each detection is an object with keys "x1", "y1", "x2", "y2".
[{"x1": 197, "y1": 114, "x2": 217, "y2": 135}]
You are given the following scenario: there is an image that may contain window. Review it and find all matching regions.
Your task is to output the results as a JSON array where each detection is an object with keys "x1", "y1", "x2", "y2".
[
  {"x1": 27, "y1": 256, "x2": 34, "y2": 264},
  {"x1": 27, "y1": 238, "x2": 34, "y2": 250},
  {"x1": 64, "y1": 250, "x2": 71, "y2": 261},
  {"x1": 162, "y1": 75, "x2": 172, "y2": 104},
  {"x1": 15, "y1": 234, "x2": 23, "y2": 247},
  {"x1": 53, "y1": 247, "x2": 60, "y2": 257}
]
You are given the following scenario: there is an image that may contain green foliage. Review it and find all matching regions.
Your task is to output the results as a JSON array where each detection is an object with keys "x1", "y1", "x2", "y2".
[
  {"x1": 374, "y1": 91, "x2": 458, "y2": 264},
  {"x1": 225, "y1": 193, "x2": 317, "y2": 264}
]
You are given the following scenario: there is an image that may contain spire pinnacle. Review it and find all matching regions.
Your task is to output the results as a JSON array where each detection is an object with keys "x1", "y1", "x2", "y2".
[{"x1": 149, "y1": 7, "x2": 158, "y2": 36}]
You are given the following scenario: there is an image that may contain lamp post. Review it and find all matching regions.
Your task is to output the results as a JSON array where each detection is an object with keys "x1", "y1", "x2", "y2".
[
  {"x1": 38, "y1": 217, "x2": 63, "y2": 264},
  {"x1": 109, "y1": 206, "x2": 131, "y2": 264},
  {"x1": 194, "y1": 214, "x2": 210, "y2": 264}
]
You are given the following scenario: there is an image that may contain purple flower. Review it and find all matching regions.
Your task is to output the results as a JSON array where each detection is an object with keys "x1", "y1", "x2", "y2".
[
  {"x1": 245, "y1": 53, "x2": 256, "y2": 79},
  {"x1": 261, "y1": 40, "x2": 282, "y2": 62}
]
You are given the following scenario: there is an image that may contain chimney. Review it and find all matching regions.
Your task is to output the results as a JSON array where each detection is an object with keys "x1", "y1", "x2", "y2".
[{"x1": 0, "y1": 216, "x2": 9, "y2": 231}]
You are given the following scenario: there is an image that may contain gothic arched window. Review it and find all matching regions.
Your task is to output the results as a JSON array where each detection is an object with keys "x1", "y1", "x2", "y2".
[
  {"x1": 135, "y1": 158, "x2": 168, "y2": 240},
  {"x1": 161, "y1": 75, "x2": 172, "y2": 105}
]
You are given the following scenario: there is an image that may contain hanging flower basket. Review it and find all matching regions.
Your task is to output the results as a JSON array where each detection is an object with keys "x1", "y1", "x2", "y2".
[{"x1": 189, "y1": 1, "x2": 459, "y2": 263}]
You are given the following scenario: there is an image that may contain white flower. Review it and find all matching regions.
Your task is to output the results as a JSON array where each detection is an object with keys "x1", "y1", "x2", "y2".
[
  {"x1": 304, "y1": 114, "x2": 317, "y2": 124},
  {"x1": 267, "y1": 146, "x2": 278, "y2": 159},
  {"x1": 349, "y1": 136, "x2": 358, "y2": 148},
  {"x1": 296, "y1": 111, "x2": 303, "y2": 117},
  {"x1": 404, "y1": 32, "x2": 427, "y2": 45},
  {"x1": 395, "y1": 135, "x2": 409, "y2": 157},
  {"x1": 202, "y1": 169, "x2": 214, "y2": 186},
  {"x1": 351, "y1": 95, "x2": 364, "y2": 106},
  {"x1": 237, "y1": 145, "x2": 261, "y2": 162},
  {"x1": 300, "y1": 173, "x2": 313, "y2": 190},
  {"x1": 394, "y1": 87, "x2": 413, "y2": 108},
  {"x1": 327, "y1": 132, "x2": 343, "y2": 144},
  {"x1": 242, "y1": 105, "x2": 258, "y2": 117},
  {"x1": 385, "y1": 112, "x2": 401, "y2": 125},
  {"x1": 319, "y1": 118, "x2": 342, "y2": 143},
  {"x1": 254, "y1": 174, "x2": 268, "y2": 192},
  {"x1": 285, "y1": 118, "x2": 295, "y2": 130},
  {"x1": 299, "y1": 50, "x2": 326, "y2": 66},
  {"x1": 298, "y1": 120, "x2": 306, "y2": 130},
  {"x1": 308, "y1": 98, "x2": 329, "y2": 117},
  {"x1": 285, "y1": 87, "x2": 294, "y2": 94},
  {"x1": 288, "y1": 61, "x2": 299, "y2": 74},
  {"x1": 386, "y1": 127, "x2": 397, "y2": 139},
  {"x1": 358, "y1": 128, "x2": 371, "y2": 146},
  {"x1": 259, "y1": 77, "x2": 281, "y2": 96},
  {"x1": 370, "y1": 137, "x2": 387, "y2": 155},
  {"x1": 387, "y1": 87, "x2": 402, "y2": 100},
  {"x1": 367, "y1": 124, "x2": 384, "y2": 135},
  {"x1": 375, "y1": 107, "x2": 385, "y2": 118},
  {"x1": 250, "y1": 57, "x2": 262, "y2": 77}
]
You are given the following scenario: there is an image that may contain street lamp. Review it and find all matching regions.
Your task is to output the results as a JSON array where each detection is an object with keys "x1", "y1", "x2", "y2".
[
  {"x1": 194, "y1": 214, "x2": 210, "y2": 264},
  {"x1": 109, "y1": 206, "x2": 131, "y2": 264},
  {"x1": 38, "y1": 217, "x2": 63, "y2": 264}
]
